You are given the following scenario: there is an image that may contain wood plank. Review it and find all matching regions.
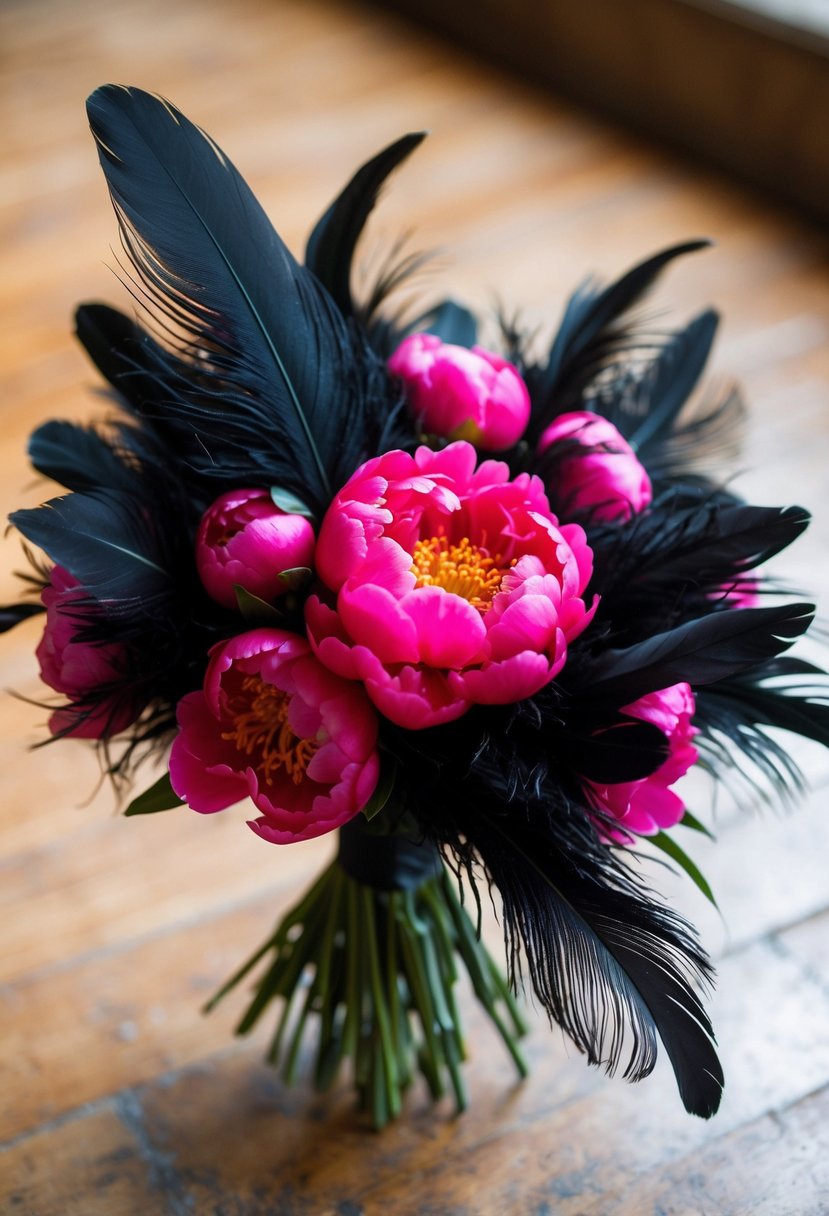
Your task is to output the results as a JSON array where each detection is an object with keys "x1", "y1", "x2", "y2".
[
  {"x1": 588, "y1": 1084, "x2": 829, "y2": 1216},
  {"x1": 633, "y1": 772, "x2": 829, "y2": 958},
  {"x1": 775, "y1": 907, "x2": 829, "y2": 990},
  {"x1": 87, "y1": 934, "x2": 829, "y2": 1214},
  {"x1": 1, "y1": 897, "x2": 286, "y2": 1144},
  {"x1": 0, "y1": 1106, "x2": 163, "y2": 1216},
  {"x1": 377, "y1": 0, "x2": 829, "y2": 225},
  {"x1": 0, "y1": 803, "x2": 331, "y2": 984}
]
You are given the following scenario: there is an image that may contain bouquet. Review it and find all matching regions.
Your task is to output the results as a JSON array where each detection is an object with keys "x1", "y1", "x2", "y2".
[{"x1": 4, "y1": 85, "x2": 828, "y2": 1130}]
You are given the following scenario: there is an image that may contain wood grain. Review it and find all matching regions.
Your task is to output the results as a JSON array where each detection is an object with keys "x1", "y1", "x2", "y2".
[{"x1": 1, "y1": 0, "x2": 828, "y2": 1212}]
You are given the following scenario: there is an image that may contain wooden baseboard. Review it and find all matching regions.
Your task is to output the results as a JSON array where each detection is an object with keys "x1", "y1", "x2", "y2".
[{"x1": 374, "y1": 0, "x2": 829, "y2": 225}]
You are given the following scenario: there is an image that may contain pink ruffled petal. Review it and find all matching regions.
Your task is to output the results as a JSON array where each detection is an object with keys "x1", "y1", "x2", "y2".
[
  {"x1": 367, "y1": 664, "x2": 469, "y2": 729},
  {"x1": 624, "y1": 785, "x2": 685, "y2": 835},
  {"x1": 401, "y1": 586, "x2": 488, "y2": 667},
  {"x1": 485, "y1": 592, "x2": 560, "y2": 661},
  {"x1": 304, "y1": 741, "x2": 348, "y2": 784},
  {"x1": 338, "y1": 582, "x2": 421, "y2": 663},
  {"x1": 454, "y1": 650, "x2": 553, "y2": 705},
  {"x1": 169, "y1": 693, "x2": 250, "y2": 814}
]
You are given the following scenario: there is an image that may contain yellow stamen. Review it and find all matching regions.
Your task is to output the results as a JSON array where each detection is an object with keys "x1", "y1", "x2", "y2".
[
  {"x1": 221, "y1": 675, "x2": 318, "y2": 784},
  {"x1": 411, "y1": 535, "x2": 512, "y2": 612}
]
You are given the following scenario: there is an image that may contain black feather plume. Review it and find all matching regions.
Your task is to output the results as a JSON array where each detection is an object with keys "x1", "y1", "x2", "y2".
[
  {"x1": 471, "y1": 807, "x2": 723, "y2": 1118},
  {"x1": 525, "y1": 240, "x2": 712, "y2": 443},
  {"x1": 305, "y1": 132, "x2": 426, "y2": 317},
  {"x1": 612, "y1": 309, "x2": 719, "y2": 455},
  {"x1": 0, "y1": 602, "x2": 45, "y2": 633},
  {"x1": 84, "y1": 85, "x2": 405, "y2": 514},
  {"x1": 383, "y1": 696, "x2": 724, "y2": 1118},
  {"x1": 11, "y1": 489, "x2": 170, "y2": 607},
  {"x1": 693, "y1": 661, "x2": 829, "y2": 806},
  {"x1": 582, "y1": 602, "x2": 814, "y2": 705},
  {"x1": 28, "y1": 419, "x2": 140, "y2": 496},
  {"x1": 586, "y1": 500, "x2": 811, "y2": 646}
]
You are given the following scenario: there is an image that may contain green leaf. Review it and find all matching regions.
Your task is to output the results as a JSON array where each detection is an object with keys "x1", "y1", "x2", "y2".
[
  {"x1": 233, "y1": 584, "x2": 284, "y2": 623},
  {"x1": 124, "y1": 771, "x2": 183, "y2": 816},
  {"x1": 270, "y1": 487, "x2": 316, "y2": 521},
  {"x1": 650, "y1": 832, "x2": 718, "y2": 907},
  {"x1": 679, "y1": 810, "x2": 715, "y2": 840},
  {"x1": 361, "y1": 761, "x2": 397, "y2": 823},
  {"x1": 277, "y1": 566, "x2": 312, "y2": 591}
]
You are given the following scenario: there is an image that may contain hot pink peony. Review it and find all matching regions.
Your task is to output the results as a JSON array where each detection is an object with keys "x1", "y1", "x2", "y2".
[
  {"x1": 587, "y1": 683, "x2": 698, "y2": 838},
  {"x1": 538, "y1": 411, "x2": 652, "y2": 522},
  {"x1": 305, "y1": 441, "x2": 597, "y2": 729},
  {"x1": 388, "y1": 333, "x2": 531, "y2": 451},
  {"x1": 36, "y1": 565, "x2": 137, "y2": 739},
  {"x1": 169, "y1": 628, "x2": 379, "y2": 844},
  {"x1": 195, "y1": 488, "x2": 315, "y2": 611}
]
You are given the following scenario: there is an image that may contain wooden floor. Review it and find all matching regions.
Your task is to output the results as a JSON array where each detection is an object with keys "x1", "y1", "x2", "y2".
[{"x1": 2, "y1": 1, "x2": 829, "y2": 1212}]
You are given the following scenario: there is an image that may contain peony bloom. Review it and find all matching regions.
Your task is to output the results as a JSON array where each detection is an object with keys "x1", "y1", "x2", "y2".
[
  {"x1": 305, "y1": 442, "x2": 597, "y2": 730},
  {"x1": 538, "y1": 411, "x2": 652, "y2": 523},
  {"x1": 36, "y1": 565, "x2": 137, "y2": 739},
  {"x1": 388, "y1": 333, "x2": 531, "y2": 451},
  {"x1": 169, "y1": 628, "x2": 379, "y2": 844},
  {"x1": 195, "y1": 488, "x2": 315, "y2": 611},
  {"x1": 586, "y1": 683, "x2": 698, "y2": 838}
]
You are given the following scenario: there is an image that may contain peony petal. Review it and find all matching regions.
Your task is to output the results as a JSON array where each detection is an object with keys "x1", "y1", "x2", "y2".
[
  {"x1": 306, "y1": 740, "x2": 351, "y2": 783},
  {"x1": 170, "y1": 693, "x2": 251, "y2": 814},
  {"x1": 485, "y1": 592, "x2": 559, "y2": 660},
  {"x1": 367, "y1": 663, "x2": 469, "y2": 729},
  {"x1": 455, "y1": 650, "x2": 553, "y2": 705},
  {"x1": 339, "y1": 582, "x2": 421, "y2": 663},
  {"x1": 401, "y1": 586, "x2": 488, "y2": 667},
  {"x1": 624, "y1": 784, "x2": 686, "y2": 834}
]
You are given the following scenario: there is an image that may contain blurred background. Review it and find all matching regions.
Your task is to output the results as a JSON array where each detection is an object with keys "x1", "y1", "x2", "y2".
[{"x1": 2, "y1": 1, "x2": 828, "y2": 1212}]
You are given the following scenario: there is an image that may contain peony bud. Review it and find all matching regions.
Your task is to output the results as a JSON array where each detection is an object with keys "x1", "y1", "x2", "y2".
[
  {"x1": 36, "y1": 565, "x2": 138, "y2": 738},
  {"x1": 587, "y1": 683, "x2": 698, "y2": 838},
  {"x1": 538, "y1": 411, "x2": 652, "y2": 523},
  {"x1": 388, "y1": 333, "x2": 530, "y2": 451},
  {"x1": 195, "y1": 488, "x2": 315, "y2": 611}
]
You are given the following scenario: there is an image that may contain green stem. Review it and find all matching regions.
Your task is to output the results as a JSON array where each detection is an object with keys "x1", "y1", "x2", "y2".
[{"x1": 205, "y1": 845, "x2": 530, "y2": 1125}]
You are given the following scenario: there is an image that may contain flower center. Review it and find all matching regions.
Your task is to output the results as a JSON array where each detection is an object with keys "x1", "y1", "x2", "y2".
[
  {"x1": 411, "y1": 535, "x2": 511, "y2": 612},
  {"x1": 221, "y1": 674, "x2": 318, "y2": 784}
]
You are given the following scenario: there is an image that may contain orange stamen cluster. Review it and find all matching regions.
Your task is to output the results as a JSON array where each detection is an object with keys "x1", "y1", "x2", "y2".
[
  {"x1": 221, "y1": 675, "x2": 318, "y2": 784},
  {"x1": 411, "y1": 535, "x2": 511, "y2": 612}
]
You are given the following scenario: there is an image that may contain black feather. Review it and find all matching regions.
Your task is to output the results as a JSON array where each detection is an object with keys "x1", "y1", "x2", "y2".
[
  {"x1": 525, "y1": 240, "x2": 712, "y2": 442},
  {"x1": 10, "y1": 489, "x2": 170, "y2": 606},
  {"x1": 644, "y1": 386, "x2": 745, "y2": 484},
  {"x1": 305, "y1": 132, "x2": 426, "y2": 317},
  {"x1": 581, "y1": 603, "x2": 814, "y2": 704},
  {"x1": 590, "y1": 501, "x2": 810, "y2": 625},
  {"x1": 0, "y1": 602, "x2": 45, "y2": 633},
  {"x1": 555, "y1": 717, "x2": 669, "y2": 784},
  {"x1": 85, "y1": 85, "x2": 402, "y2": 514},
  {"x1": 443, "y1": 787, "x2": 723, "y2": 1118},
  {"x1": 75, "y1": 303, "x2": 158, "y2": 412},
  {"x1": 614, "y1": 309, "x2": 719, "y2": 454},
  {"x1": 701, "y1": 671, "x2": 829, "y2": 752},
  {"x1": 28, "y1": 419, "x2": 138, "y2": 495},
  {"x1": 385, "y1": 704, "x2": 723, "y2": 1117},
  {"x1": 693, "y1": 683, "x2": 811, "y2": 808}
]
